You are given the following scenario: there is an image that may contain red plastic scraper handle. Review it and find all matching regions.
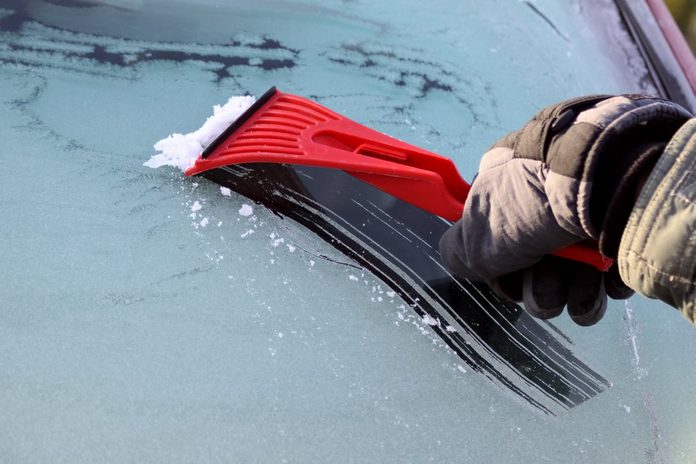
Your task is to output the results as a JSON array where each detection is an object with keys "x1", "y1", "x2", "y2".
[{"x1": 186, "y1": 87, "x2": 613, "y2": 272}]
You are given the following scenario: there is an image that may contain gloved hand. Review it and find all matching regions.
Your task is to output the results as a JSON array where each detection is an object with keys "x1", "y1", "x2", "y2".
[{"x1": 439, "y1": 95, "x2": 691, "y2": 325}]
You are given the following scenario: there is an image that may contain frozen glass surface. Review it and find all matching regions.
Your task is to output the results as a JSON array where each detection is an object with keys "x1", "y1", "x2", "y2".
[{"x1": 1, "y1": 0, "x2": 695, "y2": 462}]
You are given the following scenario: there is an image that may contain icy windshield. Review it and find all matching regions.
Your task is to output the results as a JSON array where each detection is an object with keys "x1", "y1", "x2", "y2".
[{"x1": 1, "y1": 0, "x2": 695, "y2": 462}]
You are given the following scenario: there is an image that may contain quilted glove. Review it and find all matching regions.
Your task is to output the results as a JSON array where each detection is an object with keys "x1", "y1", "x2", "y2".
[{"x1": 439, "y1": 95, "x2": 691, "y2": 325}]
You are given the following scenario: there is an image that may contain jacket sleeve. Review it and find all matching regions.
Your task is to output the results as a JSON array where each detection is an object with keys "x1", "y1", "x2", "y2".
[{"x1": 618, "y1": 118, "x2": 696, "y2": 321}]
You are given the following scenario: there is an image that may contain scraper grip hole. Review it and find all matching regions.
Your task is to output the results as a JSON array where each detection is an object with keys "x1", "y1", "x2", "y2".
[{"x1": 312, "y1": 131, "x2": 409, "y2": 162}]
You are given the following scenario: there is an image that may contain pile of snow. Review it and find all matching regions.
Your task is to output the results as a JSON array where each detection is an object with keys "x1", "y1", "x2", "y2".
[
  {"x1": 144, "y1": 95, "x2": 255, "y2": 171},
  {"x1": 238, "y1": 204, "x2": 253, "y2": 217}
]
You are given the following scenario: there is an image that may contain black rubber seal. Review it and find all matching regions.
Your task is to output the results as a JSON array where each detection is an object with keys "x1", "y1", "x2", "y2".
[{"x1": 201, "y1": 86, "x2": 278, "y2": 158}]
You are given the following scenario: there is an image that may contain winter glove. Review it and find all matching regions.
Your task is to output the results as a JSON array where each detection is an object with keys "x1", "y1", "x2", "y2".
[{"x1": 439, "y1": 95, "x2": 691, "y2": 325}]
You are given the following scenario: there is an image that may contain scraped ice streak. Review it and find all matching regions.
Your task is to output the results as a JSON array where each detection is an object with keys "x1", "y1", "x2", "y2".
[
  {"x1": 623, "y1": 299, "x2": 661, "y2": 459},
  {"x1": 144, "y1": 96, "x2": 256, "y2": 171}
]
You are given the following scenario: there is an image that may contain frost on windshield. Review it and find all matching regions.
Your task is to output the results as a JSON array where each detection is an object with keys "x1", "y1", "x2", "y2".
[{"x1": 1, "y1": 0, "x2": 694, "y2": 462}]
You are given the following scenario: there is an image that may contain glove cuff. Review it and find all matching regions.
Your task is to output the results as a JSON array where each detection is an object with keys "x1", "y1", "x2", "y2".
[
  {"x1": 543, "y1": 96, "x2": 692, "y2": 238},
  {"x1": 595, "y1": 142, "x2": 663, "y2": 259}
]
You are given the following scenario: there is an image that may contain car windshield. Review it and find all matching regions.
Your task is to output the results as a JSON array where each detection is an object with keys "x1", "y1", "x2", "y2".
[{"x1": 1, "y1": 0, "x2": 695, "y2": 462}]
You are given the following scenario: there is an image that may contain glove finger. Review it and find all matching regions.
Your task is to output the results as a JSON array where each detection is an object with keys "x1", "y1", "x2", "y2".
[
  {"x1": 522, "y1": 257, "x2": 567, "y2": 320},
  {"x1": 566, "y1": 262, "x2": 607, "y2": 326},
  {"x1": 605, "y1": 263, "x2": 635, "y2": 300},
  {"x1": 489, "y1": 270, "x2": 524, "y2": 302}
]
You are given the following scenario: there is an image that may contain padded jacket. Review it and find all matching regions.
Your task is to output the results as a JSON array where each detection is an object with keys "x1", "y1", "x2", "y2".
[{"x1": 619, "y1": 118, "x2": 696, "y2": 321}]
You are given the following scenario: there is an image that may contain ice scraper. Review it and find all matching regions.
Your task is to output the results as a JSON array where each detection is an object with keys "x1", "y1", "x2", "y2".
[{"x1": 185, "y1": 87, "x2": 612, "y2": 271}]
